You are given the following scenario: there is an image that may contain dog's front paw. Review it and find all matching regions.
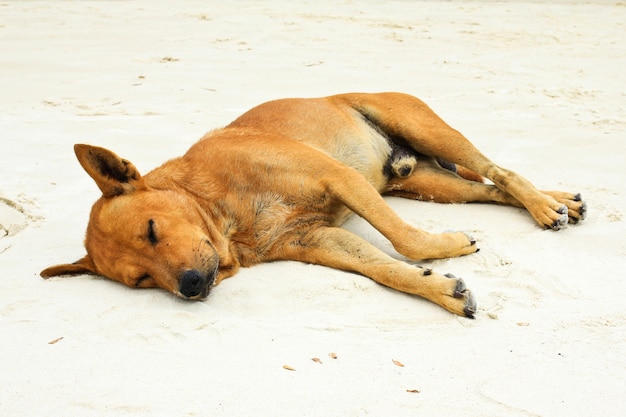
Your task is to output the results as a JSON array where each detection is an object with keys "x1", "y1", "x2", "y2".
[
  {"x1": 441, "y1": 273, "x2": 476, "y2": 318},
  {"x1": 442, "y1": 231, "x2": 480, "y2": 257},
  {"x1": 394, "y1": 229, "x2": 478, "y2": 260}
]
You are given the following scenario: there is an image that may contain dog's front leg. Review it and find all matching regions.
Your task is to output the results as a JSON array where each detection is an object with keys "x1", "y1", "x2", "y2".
[
  {"x1": 324, "y1": 170, "x2": 478, "y2": 260},
  {"x1": 281, "y1": 226, "x2": 476, "y2": 318}
]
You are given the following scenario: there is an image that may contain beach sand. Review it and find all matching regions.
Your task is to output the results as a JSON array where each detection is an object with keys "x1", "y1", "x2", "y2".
[{"x1": 1, "y1": 1, "x2": 625, "y2": 416}]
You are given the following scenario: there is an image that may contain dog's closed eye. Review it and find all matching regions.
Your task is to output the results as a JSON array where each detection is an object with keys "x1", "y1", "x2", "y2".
[
  {"x1": 147, "y1": 219, "x2": 158, "y2": 245},
  {"x1": 135, "y1": 274, "x2": 154, "y2": 288}
]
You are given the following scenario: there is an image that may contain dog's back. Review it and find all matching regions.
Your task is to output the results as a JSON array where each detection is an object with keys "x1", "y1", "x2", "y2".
[{"x1": 228, "y1": 97, "x2": 397, "y2": 191}]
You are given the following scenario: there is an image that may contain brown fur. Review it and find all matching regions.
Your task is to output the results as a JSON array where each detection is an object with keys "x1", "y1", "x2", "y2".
[{"x1": 41, "y1": 92, "x2": 587, "y2": 317}]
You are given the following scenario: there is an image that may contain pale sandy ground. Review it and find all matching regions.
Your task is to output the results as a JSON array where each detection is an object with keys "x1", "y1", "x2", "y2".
[{"x1": 1, "y1": 1, "x2": 625, "y2": 416}]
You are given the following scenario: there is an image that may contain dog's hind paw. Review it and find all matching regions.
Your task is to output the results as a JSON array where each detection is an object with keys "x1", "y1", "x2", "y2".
[
  {"x1": 546, "y1": 205, "x2": 569, "y2": 230},
  {"x1": 543, "y1": 191, "x2": 588, "y2": 226},
  {"x1": 570, "y1": 193, "x2": 588, "y2": 223}
]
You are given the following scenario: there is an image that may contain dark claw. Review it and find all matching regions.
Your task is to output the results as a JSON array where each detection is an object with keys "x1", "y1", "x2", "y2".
[
  {"x1": 461, "y1": 232, "x2": 476, "y2": 246},
  {"x1": 579, "y1": 201, "x2": 588, "y2": 219},
  {"x1": 549, "y1": 211, "x2": 569, "y2": 230},
  {"x1": 453, "y1": 279, "x2": 466, "y2": 298},
  {"x1": 451, "y1": 278, "x2": 476, "y2": 318},
  {"x1": 574, "y1": 193, "x2": 582, "y2": 202},
  {"x1": 423, "y1": 268, "x2": 432, "y2": 276},
  {"x1": 444, "y1": 273, "x2": 456, "y2": 279},
  {"x1": 463, "y1": 291, "x2": 476, "y2": 319},
  {"x1": 550, "y1": 220, "x2": 561, "y2": 230},
  {"x1": 557, "y1": 205, "x2": 568, "y2": 215}
]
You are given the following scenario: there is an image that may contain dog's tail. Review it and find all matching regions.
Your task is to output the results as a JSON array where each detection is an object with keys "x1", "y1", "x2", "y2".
[
  {"x1": 437, "y1": 157, "x2": 483, "y2": 183},
  {"x1": 456, "y1": 165, "x2": 484, "y2": 183}
]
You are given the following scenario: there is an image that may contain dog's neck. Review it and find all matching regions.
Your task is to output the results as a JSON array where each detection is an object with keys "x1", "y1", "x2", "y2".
[{"x1": 140, "y1": 144, "x2": 281, "y2": 275}]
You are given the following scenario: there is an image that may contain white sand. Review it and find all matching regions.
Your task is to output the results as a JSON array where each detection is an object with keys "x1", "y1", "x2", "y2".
[{"x1": 1, "y1": 1, "x2": 625, "y2": 416}]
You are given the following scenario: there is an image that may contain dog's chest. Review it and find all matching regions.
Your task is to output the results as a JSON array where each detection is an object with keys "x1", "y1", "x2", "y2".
[
  {"x1": 224, "y1": 193, "x2": 304, "y2": 263},
  {"x1": 227, "y1": 190, "x2": 347, "y2": 263},
  {"x1": 250, "y1": 192, "x2": 293, "y2": 243}
]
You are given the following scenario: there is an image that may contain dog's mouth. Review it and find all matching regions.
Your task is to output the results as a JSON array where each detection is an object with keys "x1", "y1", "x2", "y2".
[
  {"x1": 174, "y1": 283, "x2": 214, "y2": 301},
  {"x1": 174, "y1": 289, "x2": 210, "y2": 301}
]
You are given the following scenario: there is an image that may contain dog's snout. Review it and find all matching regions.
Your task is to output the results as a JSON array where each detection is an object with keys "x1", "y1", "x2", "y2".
[{"x1": 179, "y1": 270, "x2": 208, "y2": 298}]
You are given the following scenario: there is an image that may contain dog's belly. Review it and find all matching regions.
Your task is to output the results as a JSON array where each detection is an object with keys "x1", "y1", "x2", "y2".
[{"x1": 311, "y1": 110, "x2": 392, "y2": 192}]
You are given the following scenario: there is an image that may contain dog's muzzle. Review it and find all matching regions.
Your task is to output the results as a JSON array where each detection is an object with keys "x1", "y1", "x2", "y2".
[{"x1": 178, "y1": 269, "x2": 215, "y2": 299}]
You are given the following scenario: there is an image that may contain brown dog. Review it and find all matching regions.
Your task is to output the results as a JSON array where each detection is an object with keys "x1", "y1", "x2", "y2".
[{"x1": 41, "y1": 92, "x2": 587, "y2": 317}]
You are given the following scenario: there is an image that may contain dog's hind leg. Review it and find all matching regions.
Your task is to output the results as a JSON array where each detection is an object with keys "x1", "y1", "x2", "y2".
[
  {"x1": 281, "y1": 226, "x2": 476, "y2": 318},
  {"x1": 388, "y1": 158, "x2": 587, "y2": 224},
  {"x1": 337, "y1": 92, "x2": 586, "y2": 230},
  {"x1": 384, "y1": 155, "x2": 522, "y2": 205}
]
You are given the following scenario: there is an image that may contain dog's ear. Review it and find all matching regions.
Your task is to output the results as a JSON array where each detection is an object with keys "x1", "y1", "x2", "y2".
[
  {"x1": 40, "y1": 255, "x2": 97, "y2": 278},
  {"x1": 74, "y1": 144, "x2": 143, "y2": 197}
]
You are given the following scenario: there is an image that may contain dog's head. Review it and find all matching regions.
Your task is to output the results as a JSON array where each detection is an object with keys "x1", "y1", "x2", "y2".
[{"x1": 41, "y1": 144, "x2": 221, "y2": 299}]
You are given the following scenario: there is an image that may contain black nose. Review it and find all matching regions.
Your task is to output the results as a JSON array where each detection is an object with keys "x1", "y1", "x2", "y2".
[{"x1": 179, "y1": 270, "x2": 208, "y2": 298}]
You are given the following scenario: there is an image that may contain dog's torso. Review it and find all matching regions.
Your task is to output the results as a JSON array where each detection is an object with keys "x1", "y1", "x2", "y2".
[{"x1": 145, "y1": 97, "x2": 396, "y2": 268}]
